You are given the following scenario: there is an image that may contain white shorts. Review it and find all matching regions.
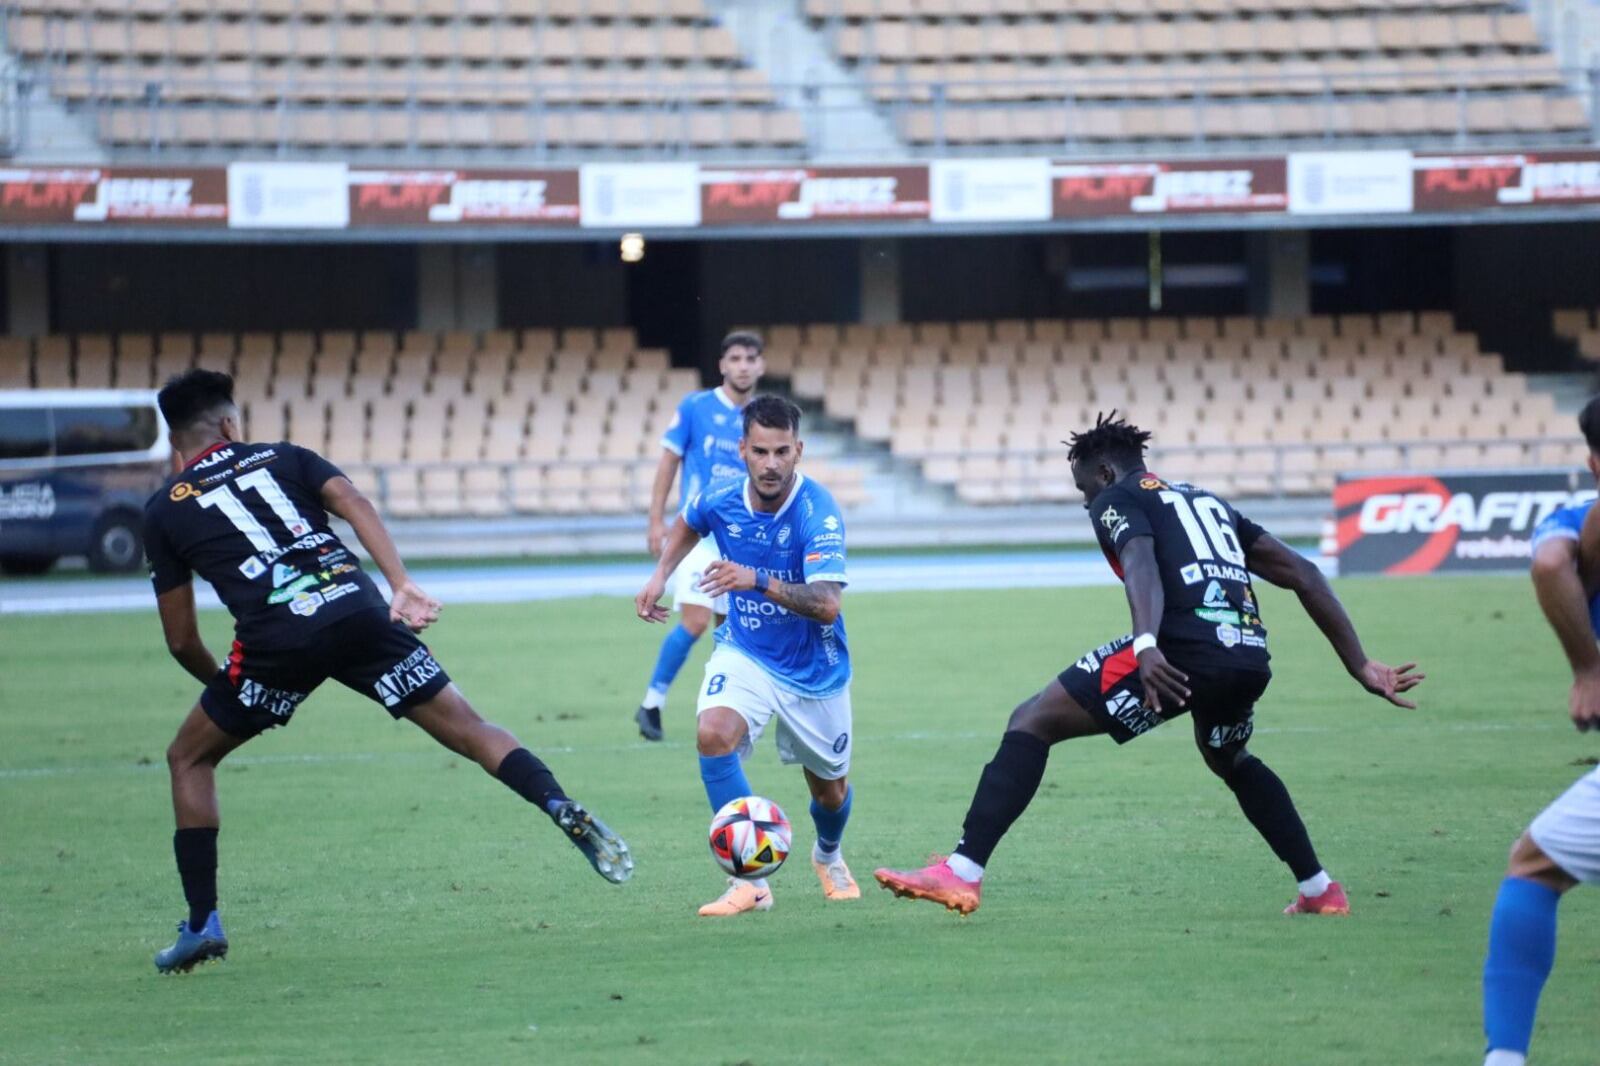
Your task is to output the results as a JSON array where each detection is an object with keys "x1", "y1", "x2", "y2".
[
  {"x1": 695, "y1": 644, "x2": 853, "y2": 780},
  {"x1": 672, "y1": 537, "x2": 728, "y2": 615},
  {"x1": 1529, "y1": 766, "x2": 1600, "y2": 883}
]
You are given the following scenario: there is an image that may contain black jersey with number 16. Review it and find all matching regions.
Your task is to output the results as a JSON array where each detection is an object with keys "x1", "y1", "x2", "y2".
[
  {"x1": 1087, "y1": 471, "x2": 1272, "y2": 672},
  {"x1": 143, "y1": 441, "x2": 387, "y2": 650}
]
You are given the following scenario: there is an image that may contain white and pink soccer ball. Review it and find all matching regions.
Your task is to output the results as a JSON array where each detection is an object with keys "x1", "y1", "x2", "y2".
[{"x1": 708, "y1": 795, "x2": 792, "y2": 880}]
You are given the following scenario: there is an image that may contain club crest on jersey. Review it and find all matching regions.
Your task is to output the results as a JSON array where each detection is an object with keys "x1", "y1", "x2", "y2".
[
  {"x1": 1139, "y1": 477, "x2": 1166, "y2": 491},
  {"x1": 169, "y1": 482, "x2": 199, "y2": 502},
  {"x1": 777, "y1": 525, "x2": 791, "y2": 546}
]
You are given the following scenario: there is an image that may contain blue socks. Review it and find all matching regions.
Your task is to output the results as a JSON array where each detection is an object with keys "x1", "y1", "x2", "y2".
[
  {"x1": 1483, "y1": 876, "x2": 1562, "y2": 1056},
  {"x1": 811, "y1": 786, "x2": 853, "y2": 859},
  {"x1": 648, "y1": 624, "x2": 699, "y2": 700},
  {"x1": 699, "y1": 752, "x2": 752, "y2": 814}
]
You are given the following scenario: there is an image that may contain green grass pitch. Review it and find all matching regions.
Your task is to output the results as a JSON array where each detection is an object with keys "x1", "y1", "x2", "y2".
[{"x1": 3, "y1": 576, "x2": 1597, "y2": 1064}]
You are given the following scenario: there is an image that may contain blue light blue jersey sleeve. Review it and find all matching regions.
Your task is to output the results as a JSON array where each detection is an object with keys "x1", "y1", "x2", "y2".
[
  {"x1": 1531, "y1": 503, "x2": 1588, "y2": 554},
  {"x1": 682, "y1": 491, "x2": 711, "y2": 537},
  {"x1": 660, "y1": 393, "x2": 694, "y2": 457},
  {"x1": 801, "y1": 493, "x2": 849, "y2": 587}
]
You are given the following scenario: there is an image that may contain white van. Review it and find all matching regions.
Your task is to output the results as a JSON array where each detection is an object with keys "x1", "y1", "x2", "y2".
[{"x1": 0, "y1": 390, "x2": 170, "y2": 574}]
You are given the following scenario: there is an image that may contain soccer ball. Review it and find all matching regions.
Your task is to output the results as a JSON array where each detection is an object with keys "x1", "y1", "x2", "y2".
[{"x1": 708, "y1": 796, "x2": 792, "y2": 880}]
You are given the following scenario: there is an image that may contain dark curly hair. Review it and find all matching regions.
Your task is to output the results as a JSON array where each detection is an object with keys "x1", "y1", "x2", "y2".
[{"x1": 1065, "y1": 410, "x2": 1152, "y2": 469}]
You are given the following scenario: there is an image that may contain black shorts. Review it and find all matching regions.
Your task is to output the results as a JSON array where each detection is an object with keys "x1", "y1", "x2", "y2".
[
  {"x1": 201, "y1": 607, "x2": 452, "y2": 739},
  {"x1": 1057, "y1": 634, "x2": 1271, "y2": 746}
]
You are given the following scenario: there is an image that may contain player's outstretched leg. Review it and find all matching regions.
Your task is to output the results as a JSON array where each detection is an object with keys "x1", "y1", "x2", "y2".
[
  {"x1": 409, "y1": 687, "x2": 633, "y2": 884},
  {"x1": 697, "y1": 705, "x2": 771, "y2": 916},
  {"x1": 1193, "y1": 726, "x2": 1345, "y2": 915},
  {"x1": 876, "y1": 679, "x2": 1101, "y2": 915},
  {"x1": 807, "y1": 774, "x2": 858, "y2": 900},
  {"x1": 1482, "y1": 830, "x2": 1577, "y2": 1066},
  {"x1": 156, "y1": 702, "x2": 248, "y2": 973},
  {"x1": 635, "y1": 605, "x2": 712, "y2": 741}
]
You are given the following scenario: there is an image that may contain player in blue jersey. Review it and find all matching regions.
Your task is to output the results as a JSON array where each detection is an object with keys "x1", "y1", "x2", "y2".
[
  {"x1": 143, "y1": 370, "x2": 630, "y2": 974},
  {"x1": 635, "y1": 395, "x2": 858, "y2": 915},
  {"x1": 1481, "y1": 397, "x2": 1600, "y2": 1066},
  {"x1": 635, "y1": 331, "x2": 766, "y2": 742}
]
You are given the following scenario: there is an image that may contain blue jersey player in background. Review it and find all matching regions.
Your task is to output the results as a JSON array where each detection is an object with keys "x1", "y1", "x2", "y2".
[
  {"x1": 636, "y1": 396, "x2": 859, "y2": 916},
  {"x1": 1481, "y1": 396, "x2": 1600, "y2": 1066},
  {"x1": 635, "y1": 331, "x2": 765, "y2": 742}
]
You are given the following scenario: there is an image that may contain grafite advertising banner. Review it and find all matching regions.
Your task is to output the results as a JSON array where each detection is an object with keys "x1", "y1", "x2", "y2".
[
  {"x1": 0, "y1": 167, "x2": 228, "y2": 224},
  {"x1": 1334, "y1": 471, "x2": 1596, "y2": 575},
  {"x1": 347, "y1": 168, "x2": 580, "y2": 225},
  {"x1": 699, "y1": 165, "x2": 931, "y2": 224},
  {"x1": 928, "y1": 158, "x2": 1053, "y2": 223},
  {"x1": 1413, "y1": 150, "x2": 1600, "y2": 211},
  {"x1": 228, "y1": 162, "x2": 349, "y2": 229},
  {"x1": 1287, "y1": 150, "x2": 1414, "y2": 215},
  {"x1": 1051, "y1": 157, "x2": 1288, "y2": 217}
]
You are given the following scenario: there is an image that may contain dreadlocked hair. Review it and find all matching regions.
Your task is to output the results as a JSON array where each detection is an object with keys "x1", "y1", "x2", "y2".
[{"x1": 1065, "y1": 410, "x2": 1153, "y2": 468}]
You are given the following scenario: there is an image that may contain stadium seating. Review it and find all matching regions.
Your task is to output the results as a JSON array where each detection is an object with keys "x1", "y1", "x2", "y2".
[
  {"x1": 4, "y1": 1, "x2": 807, "y2": 154},
  {"x1": 806, "y1": 0, "x2": 1590, "y2": 146},
  {"x1": 0, "y1": 325, "x2": 871, "y2": 517},
  {"x1": 1553, "y1": 307, "x2": 1600, "y2": 362},
  {"x1": 761, "y1": 312, "x2": 1576, "y2": 503}
]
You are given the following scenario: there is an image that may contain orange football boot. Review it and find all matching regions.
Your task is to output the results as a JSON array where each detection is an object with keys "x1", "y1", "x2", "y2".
[{"x1": 698, "y1": 878, "x2": 774, "y2": 917}]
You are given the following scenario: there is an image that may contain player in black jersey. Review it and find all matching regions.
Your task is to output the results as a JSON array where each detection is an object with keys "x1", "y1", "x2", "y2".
[
  {"x1": 145, "y1": 370, "x2": 631, "y2": 974},
  {"x1": 877, "y1": 412, "x2": 1423, "y2": 916}
]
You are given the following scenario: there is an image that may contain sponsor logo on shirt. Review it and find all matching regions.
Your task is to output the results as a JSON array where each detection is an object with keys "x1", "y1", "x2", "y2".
[
  {"x1": 170, "y1": 482, "x2": 199, "y2": 502},
  {"x1": 267, "y1": 574, "x2": 321, "y2": 603},
  {"x1": 238, "y1": 557, "x2": 267, "y2": 580},
  {"x1": 1179, "y1": 562, "x2": 1203, "y2": 585},
  {"x1": 289, "y1": 591, "x2": 325, "y2": 617},
  {"x1": 822, "y1": 515, "x2": 840, "y2": 532},
  {"x1": 373, "y1": 646, "x2": 444, "y2": 708},
  {"x1": 1215, "y1": 622, "x2": 1242, "y2": 647}
]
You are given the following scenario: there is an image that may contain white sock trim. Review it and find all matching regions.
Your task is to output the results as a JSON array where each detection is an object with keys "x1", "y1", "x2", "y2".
[
  {"x1": 812, "y1": 842, "x2": 841, "y2": 864},
  {"x1": 945, "y1": 853, "x2": 984, "y2": 883},
  {"x1": 641, "y1": 687, "x2": 666, "y2": 711},
  {"x1": 1298, "y1": 870, "x2": 1332, "y2": 897}
]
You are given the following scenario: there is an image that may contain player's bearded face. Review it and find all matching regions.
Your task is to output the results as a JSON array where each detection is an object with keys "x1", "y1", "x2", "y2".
[{"x1": 742, "y1": 425, "x2": 801, "y2": 502}]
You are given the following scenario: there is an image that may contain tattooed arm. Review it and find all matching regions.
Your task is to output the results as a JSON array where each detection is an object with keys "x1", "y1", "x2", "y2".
[{"x1": 697, "y1": 561, "x2": 843, "y2": 625}]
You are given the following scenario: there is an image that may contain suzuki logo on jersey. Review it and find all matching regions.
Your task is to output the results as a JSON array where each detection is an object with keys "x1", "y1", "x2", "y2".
[
  {"x1": 822, "y1": 516, "x2": 840, "y2": 532},
  {"x1": 1356, "y1": 490, "x2": 1587, "y2": 535},
  {"x1": 373, "y1": 646, "x2": 443, "y2": 708}
]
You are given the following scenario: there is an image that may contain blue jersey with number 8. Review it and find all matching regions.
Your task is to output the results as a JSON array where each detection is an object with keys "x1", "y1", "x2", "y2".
[{"x1": 683, "y1": 473, "x2": 851, "y2": 697}]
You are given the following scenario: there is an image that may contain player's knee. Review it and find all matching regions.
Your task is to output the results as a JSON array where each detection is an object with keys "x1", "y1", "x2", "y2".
[
  {"x1": 1209, "y1": 748, "x2": 1255, "y2": 783},
  {"x1": 695, "y1": 721, "x2": 739, "y2": 757},
  {"x1": 1506, "y1": 831, "x2": 1569, "y2": 888},
  {"x1": 812, "y1": 778, "x2": 848, "y2": 810},
  {"x1": 1005, "y1": 695, "x2": 1050, "y2": 739}
]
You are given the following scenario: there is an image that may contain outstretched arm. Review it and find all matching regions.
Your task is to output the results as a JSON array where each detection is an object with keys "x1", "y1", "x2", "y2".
[
  {"x1": 321, "y1": 475, "x2": 440, "y2": 632},
  {"x1": 156, "y1": 584, "x2": 218, "y2": 684},
  {"x1": 1246, "y1": 533, "x2": 1423, "y2": 708},
  {"x1": 637, "y1": 518, "x2": 701, "y2": 622},
  {"x1": 647, "y1": 450, "x2": 682, "y2": 558},
  {"x1": 1114, "y1": 534, "x2": 1191, "y2": 712},
  {"x1": 1531, "y1": 531, "x2": 1600, "y2": 731}
]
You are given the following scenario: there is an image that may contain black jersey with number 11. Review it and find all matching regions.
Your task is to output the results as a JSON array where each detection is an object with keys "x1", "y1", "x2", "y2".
[
  {"x1": 143, "y1": 441, "x2": 387, "y2": 650},
  {"x1": 1087, "y1": 471, "x2": 1272, "y2": 672}
]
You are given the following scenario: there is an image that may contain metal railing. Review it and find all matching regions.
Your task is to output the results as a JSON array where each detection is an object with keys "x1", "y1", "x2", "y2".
[{"x1": 3, "y1": 63, "x2": 1597, "y2": 161}]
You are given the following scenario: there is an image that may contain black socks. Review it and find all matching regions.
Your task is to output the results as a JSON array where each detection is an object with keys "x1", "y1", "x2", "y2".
[
  {"x1": 174, "y1": 827, "x2": 219, "y2": 932},
  {"x1": 496, "y1": 748, "x2": 569, "y2": 816},
  {"x1": 1223, "y1": 755, "x2": 1322, "y2": 882},
  {"x1": 954, "y1": 730, "x2": 1050, "y2": 867}
]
